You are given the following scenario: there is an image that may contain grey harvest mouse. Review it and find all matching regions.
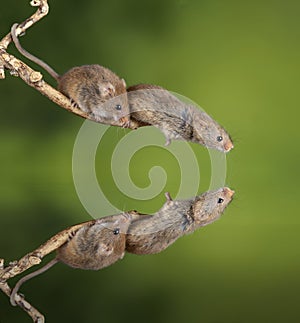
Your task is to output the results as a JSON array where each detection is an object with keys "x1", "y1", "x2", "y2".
[
  {"x1": 126, "y1": 187, "x2": 234, "y2": 255},
  {"x1": 127, "y1": 84, "x2": 234, "y2": 152}
]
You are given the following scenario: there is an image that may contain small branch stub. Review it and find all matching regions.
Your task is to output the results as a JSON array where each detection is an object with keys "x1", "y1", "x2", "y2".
[
  {"x1": 30, "y1": 71, "x2": 43, "y2": 83},
  {"x1": 0, "y1": 65, "x2": 5, "y2": 79},
  {"x1": 31, "y1": 0, "x2": 42, "y2": 7}
]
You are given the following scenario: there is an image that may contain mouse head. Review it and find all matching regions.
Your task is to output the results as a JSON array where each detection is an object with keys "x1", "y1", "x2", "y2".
[
  {"x1": 94, "y1": 213, "x2": 132, "y2": 260},
  {"x1": 82, "y1": 65, "x2": 130, "y2": 127},
  {"x1": 98, "y1": 212, "x2": 133, "y2": 236},
  {"x1": 56, "y1": 213, "x2": 133, "y2": 271},
  {"x1": 58, "y1": 65, "x2": 130, "y2": 127},
  {"x1": 193, "y1": 112, "x2": 234, "y2": 152},
  {"x1": 95, "y1": 90, "x2": 130, "y2": 127},
  {"x1": 193, "y1": 187, "x2": 234, "y2": 227}
]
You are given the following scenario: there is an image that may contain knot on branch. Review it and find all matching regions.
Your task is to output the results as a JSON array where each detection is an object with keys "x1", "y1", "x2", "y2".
[
  {"x1": 30, "y1": 0, "x2": 42, "y2": 6},
  {"x1": 30, "y1": 71, "x2": 43, "y2": 83},
  {"x1": 30, "y1": 0, "x2": 49, "y2": 15}
]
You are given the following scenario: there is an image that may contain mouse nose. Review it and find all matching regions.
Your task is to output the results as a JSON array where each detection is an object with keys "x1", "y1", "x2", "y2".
[
  {"x1": 224, "y1": 141, "x2": 234, "y2": 152},
  {"x1": 223, "y1": 187, "x2": 235, "y2": 198}
]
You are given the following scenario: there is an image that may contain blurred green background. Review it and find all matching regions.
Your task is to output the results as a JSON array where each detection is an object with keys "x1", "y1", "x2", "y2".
[{"x1": 1, "y1": 0, "x2": 299, "y2": 322}]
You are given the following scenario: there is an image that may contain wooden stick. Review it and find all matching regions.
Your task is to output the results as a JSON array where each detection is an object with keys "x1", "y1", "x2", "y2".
[{"x1": 0, "y1": 258, "x2": 45, "y2": 322}]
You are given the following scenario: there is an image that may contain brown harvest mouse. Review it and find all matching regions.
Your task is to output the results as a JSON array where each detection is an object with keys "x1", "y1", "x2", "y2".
[
  {"x1": 11, "y1": 24, "x2": 129, "y2": 127},
  {"x1": 126, "y1": 187, "x2": 234, "y2": 255},
  {"x1": 127, "y1": 84, "x2": 233, "y2": 152},
  {"x1": 10, "y1": 212, "x2": 134, "y2": 306}
]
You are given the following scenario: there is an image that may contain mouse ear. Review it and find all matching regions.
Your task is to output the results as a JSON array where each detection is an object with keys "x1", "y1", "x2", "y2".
[
  {"x1": 121, "y1": 78, "x2": 126, "y2": 88},
  {"x1": 99, "y1": 82, "x2": 116, "y2": 98},
  {"x1": 97, "y1": 242, "x2": 114, "y2": 256}
]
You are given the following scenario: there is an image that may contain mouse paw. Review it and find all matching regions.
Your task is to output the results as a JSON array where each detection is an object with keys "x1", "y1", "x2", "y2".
[
  {"x1": 70, "y1": 99, "x2": 79, "y2": 109},
  {"x1": 68, "y1": 230, "x2": 77, "y2": 240},
  {"x1": 120, "y1": 117, "x2": 131, "y2": 128}
]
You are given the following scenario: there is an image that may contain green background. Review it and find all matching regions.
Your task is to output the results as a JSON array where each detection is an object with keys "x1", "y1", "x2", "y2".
[{"x1": 1, "y1": 0, "x2": 299, "y2": 322}]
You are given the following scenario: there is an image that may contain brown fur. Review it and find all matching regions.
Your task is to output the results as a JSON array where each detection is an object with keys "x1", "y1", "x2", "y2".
[
  {"x1": 57, "y1": 213, "x2": 132, "y2": 270},
  {"x1": 10, "y1": 213, "x2": 134, "y2": 305},
  {"x1": 58, "y1": 65, "x2": 129, "y2": 126},
  {"x1": 10, "y1": 24, "x2": 129, "y2": 126}
]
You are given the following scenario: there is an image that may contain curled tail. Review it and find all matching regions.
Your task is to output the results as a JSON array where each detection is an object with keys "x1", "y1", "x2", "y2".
[
  {"x1": 10, "y1": 257, "x2": 59, "y2": 306},
  {"x1": 11, "y1": 23, "x2": 60, "y2": 81}
]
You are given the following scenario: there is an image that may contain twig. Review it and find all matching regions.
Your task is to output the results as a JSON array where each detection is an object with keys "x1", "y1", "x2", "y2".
[
  {"x1": 0, "y1": 281, "x2": 45, "y2": 322},
  {"x1": 0, "y1": 221, "x2": 89, "y2": 322},
  {"x1": 0, "y1": 0, "x2": 48, "y2": 51},
  {"x1": 0, "y1": 258, "x2": 44, "y2": 322}
]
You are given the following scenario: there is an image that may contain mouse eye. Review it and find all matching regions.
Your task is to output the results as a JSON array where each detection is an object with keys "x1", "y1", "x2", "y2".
[
  {"x1": 115, "y1": 104, "x2": 122, "y2": 110},
  {"x1": 217, "y1": 198, "x2": 224, "y2": 204},
  {"x1": 217, "y1": 136, "x2": 223, "y2": 142},
  {"x1": 113, "y1": 228, "x2": 120, "y2": 235}
]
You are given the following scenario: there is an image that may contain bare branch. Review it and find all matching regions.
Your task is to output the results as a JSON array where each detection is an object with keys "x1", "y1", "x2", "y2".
[
  {"x1": 0, "y1": 222, "x2": 89, "y2": 322},
  {"x1": 0, "y1": 281, "x2": 45, "y2": 323},
  {"x1": 0, "y1": 0, "x2": 49, "y2": 51},
  {"x1": 0, "y1": 258, "x2": 44, "y2": 322}
]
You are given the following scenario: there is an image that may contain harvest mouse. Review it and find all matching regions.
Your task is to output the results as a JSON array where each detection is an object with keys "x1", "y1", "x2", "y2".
[
  {"x1": 10, "y1": 212, "x2": 134, "y2": 306},
  {"x1": 127, "y1": 84, "x2": 233, "y2": 152},
  {"x1": 126, "y1": 187, "x2": 234, "y2": 255},
  {"x1": 11, "y1": 24, "x2": 129, "y2": 127}
]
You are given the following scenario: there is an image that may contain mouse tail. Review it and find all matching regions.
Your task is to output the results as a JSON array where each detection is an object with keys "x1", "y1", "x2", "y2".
[
  {"x1": 10, "y1": 257, "x2": 59, "y2": 306},
  {"x1": 11, "y1": 24, "x2": 60, "y2": 81}
]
